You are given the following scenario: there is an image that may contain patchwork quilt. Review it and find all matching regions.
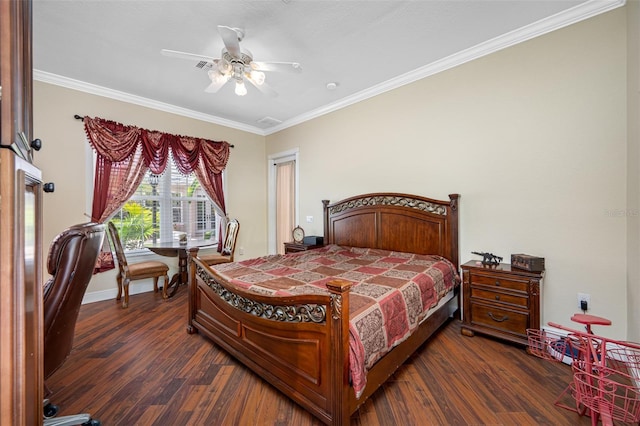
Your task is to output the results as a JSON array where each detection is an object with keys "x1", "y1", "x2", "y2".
[{"x1": 211, "y1": 244, "x2": 460, "y2": 397}]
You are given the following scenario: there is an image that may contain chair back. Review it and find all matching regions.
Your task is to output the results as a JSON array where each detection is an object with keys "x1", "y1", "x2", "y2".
[
  {"x1": 43, "y1": 222, "x2": 106, "y2": 379},
  {"x1": 107, "y1": 221, "x2": 129, "y2": 273},
  {"x1": 221, "y1": 219, "x2": 240, "y2": 261}
]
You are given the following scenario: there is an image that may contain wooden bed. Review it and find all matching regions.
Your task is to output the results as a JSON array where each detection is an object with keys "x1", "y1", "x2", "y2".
[{"x1": 187, "y1": 192, "x2": 460, "y2": 425}]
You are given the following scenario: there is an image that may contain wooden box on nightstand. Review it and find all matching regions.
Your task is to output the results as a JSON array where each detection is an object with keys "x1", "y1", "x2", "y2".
[{"x1": 460, "y1": 260, "x2": 544, "y2": 346}]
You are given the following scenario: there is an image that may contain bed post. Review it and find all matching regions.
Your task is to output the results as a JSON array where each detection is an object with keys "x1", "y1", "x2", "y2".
[
  {"x1": 448, "y1": 194, "x2": 460, "y2": 269},
  {"x1": 322, "y1": 199, "x2": 330, "y2": 244},
  {"x1": 325, "y1": 278, "x2": 352, "y2": 426},
  {"x1": 186, "y1": 247, "x2": 199, "y2": 334}
]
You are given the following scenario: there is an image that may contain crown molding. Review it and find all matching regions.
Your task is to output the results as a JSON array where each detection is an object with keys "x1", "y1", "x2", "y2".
[
  {"x1": 33, "y1": 70, "x2": 267, "y2": 136},
  {"x1": 264, "y1": 0, "x2": 625, "y2": 135}
]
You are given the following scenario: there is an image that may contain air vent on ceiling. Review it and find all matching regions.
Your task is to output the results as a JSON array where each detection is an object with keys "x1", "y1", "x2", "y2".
[
  {"x1": 257, "y1": 116, "x2": 282, "y2": 126},
  {"x1": 194, "y1": 61, "x2": 212, "y2": 70}
]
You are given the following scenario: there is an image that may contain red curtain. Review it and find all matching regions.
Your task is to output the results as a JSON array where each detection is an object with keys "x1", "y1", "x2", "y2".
[{"x1": 83, "y1": 116, "x2": 231, "y2": 273}]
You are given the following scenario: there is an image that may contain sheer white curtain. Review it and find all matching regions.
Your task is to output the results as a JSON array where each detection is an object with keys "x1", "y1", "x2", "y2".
[{"x1": 276, "y1": 160, "x2": 295, "y2": 254}]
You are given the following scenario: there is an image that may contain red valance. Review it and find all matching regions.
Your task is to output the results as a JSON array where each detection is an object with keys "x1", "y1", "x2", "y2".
[{"x1": 84, "y1": 116, "x2": 230, "y2": 176}]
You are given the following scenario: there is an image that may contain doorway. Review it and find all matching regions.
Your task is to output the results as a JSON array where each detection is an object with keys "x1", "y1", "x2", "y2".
[{"x1": 268, "y1": 149, "x2": 299, "y2": 254}]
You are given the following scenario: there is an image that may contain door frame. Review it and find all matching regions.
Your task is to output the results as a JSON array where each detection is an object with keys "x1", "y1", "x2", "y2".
[{"x1": 267, "y1": 148, "x2": 299, "y2": 254}]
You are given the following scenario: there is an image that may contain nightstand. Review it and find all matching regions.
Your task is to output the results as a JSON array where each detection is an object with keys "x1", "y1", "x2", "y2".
[
  {"x1": 460, "y1": 260, "x2": 544, "y2": 346},
  {"x1": 284, "y1": 242, "x2": 323, "y2": 254}
]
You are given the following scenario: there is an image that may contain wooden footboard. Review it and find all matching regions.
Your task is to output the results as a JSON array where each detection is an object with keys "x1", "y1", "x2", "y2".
[
  {"x1": 188, "y1": 253, "x2": 456, "y2": 425},
  {"x1": 188, "y1": 254, "x2": 353, "y2": 425}
]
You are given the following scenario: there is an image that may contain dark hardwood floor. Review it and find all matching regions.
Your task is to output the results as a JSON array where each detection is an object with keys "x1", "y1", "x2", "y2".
[{"x1": 46, "y1": 288, "x2": 592, "y2": 425}]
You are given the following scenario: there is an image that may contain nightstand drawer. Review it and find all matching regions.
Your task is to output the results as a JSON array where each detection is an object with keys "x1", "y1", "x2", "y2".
[
  {"x1": 471, "y1": 288, "x2": 528, "y2": 307},
  {"x1": 470, "y1": 274, "x2": 528, "y2": 292},
  {"x1": 470, "y1": 303, "x2": 528, "y2": 335}
]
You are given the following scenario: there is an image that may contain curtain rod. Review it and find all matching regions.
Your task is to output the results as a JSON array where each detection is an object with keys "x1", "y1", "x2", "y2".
[{"x1": 74, "y1": 114, "x2": 234, "y2": 148}]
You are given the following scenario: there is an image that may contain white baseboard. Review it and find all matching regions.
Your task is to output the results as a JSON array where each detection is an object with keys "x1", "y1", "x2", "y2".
[
  {"x1": 542, "y1": 324, "x2": 571, "y2": 337},
  {"x1": 82, "y1": 282, "x2": 157, "y2": 304}
]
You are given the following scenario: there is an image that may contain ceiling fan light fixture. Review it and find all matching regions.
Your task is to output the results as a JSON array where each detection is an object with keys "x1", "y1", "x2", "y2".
[
  {"x1": 208, "y1": 69, "x2": 228, "y2": 85},
  {"x1": 217, "y1": 60, "x2": 231, "y2": 74},
  {"x1": 250, "y1": 70, "x2": 265, "y2": 86},
  {"x1": 235, "y1": 80, "x2": 247, "y2": 96}
]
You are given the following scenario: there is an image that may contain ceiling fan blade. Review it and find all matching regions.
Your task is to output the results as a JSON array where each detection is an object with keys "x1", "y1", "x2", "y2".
[
  {"x1": 161, "y1": 49, "x2": 216, "y2": 63},
  {"x1": 218, "y1": 25, "x2": 241, "y2": 57},
  {"x1": 245, "y1": 75, "x2": 278, "y2": 98},
  {"x1": 204, "y1": 80, "x2": 227, "y2": 93},
  {"x1": 252, "y1": 61, "x2": 302, "y2": 73}
]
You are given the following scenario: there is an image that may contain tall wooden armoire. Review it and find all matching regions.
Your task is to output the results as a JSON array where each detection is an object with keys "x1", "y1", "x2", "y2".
[{"x1": 0, "y1": 1, "x2": 45, "y2": 425}]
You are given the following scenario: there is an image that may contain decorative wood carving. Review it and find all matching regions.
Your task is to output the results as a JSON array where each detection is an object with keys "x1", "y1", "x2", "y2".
[
  {"x1": 328, "y1": 194, "x2": 448, "y2": 216},
  {"x1": 197, "y1": 265, "x2": 327, "y2": 323}
]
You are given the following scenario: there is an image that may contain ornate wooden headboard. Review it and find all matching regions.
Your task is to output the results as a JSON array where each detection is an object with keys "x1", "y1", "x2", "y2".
[{"x1": 322, "y1": 193, "x2": 459, "y2": 268}]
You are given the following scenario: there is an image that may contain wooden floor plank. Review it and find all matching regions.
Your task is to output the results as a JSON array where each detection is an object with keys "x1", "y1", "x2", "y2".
[{"x1": 45, "y1": 289, "x2": 594, "y2": 425}]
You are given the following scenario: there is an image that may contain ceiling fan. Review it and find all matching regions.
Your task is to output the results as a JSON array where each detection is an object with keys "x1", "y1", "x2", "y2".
[{"x1": 161, "y1": 25, "x2": 302, "y2": 97}]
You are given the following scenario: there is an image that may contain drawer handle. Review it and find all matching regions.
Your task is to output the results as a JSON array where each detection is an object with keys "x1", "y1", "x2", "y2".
[
  {"x1": 488, "y1": 312, "x2": 509, "y2": 322},
  {"x1": 495, "y1": 280, "x2": 500, "y2": 286},
  {"x1": 495, "y1": 295, "x2": 501, "y2": 301}
]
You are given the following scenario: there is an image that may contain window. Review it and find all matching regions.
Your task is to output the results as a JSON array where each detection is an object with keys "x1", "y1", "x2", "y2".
[{"x1": 110, "y1": 159, "x2": 218, "y2": 252}]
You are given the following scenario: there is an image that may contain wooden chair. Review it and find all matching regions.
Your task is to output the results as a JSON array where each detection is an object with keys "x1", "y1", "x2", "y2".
[
  {"x1": 107, "y1": 222, "x2": 170, "y2": 308},
  {"x1": 199, "y1": 219, "x2": 240, "y2": 266}
]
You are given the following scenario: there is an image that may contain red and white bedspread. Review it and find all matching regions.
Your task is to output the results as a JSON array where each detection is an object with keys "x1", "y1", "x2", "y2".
[{"x1": 210, "y1": 244, "x2": 460, "y2": 397}]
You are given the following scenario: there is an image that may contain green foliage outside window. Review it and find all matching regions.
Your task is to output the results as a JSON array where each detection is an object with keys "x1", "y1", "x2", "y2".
[
  {"x1": 110, "y1": 201, "x2": 158, "y2": 250},
  {"x1": 187, "y1": 179, "x2": 200, "y2": 197}
]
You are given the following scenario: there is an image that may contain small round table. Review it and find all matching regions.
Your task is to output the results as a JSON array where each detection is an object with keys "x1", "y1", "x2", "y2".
[{"x1": 146, "y1": 240, "x2": 215, "y2": 298}]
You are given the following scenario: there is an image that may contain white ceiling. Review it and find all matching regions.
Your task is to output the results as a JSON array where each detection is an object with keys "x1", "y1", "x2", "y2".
[{"x1": 32, "y1": 0, "x2": 623, "y2": 136}]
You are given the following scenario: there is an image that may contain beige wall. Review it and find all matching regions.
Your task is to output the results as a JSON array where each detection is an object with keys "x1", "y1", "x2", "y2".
[
  {"x1": 32, "y1": 83, "x2": 267, "y2": 299},
  {"x1": 627, "y1": 0, "x2": 640, "y2": 342},
  {"x1": 267, "y1": 9, "x2": 630, "y2": 338}
]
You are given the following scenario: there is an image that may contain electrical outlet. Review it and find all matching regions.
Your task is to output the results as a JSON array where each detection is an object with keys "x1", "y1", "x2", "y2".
[
  {"x1": 239, "y1": 247, "x2": 244, "y2": 255},
  {"x1": 577, "y1": 293, "x2": 590, "y2": 311},
  {"x1": 306, "y1": 216, "x2": 313, "y2": 223}
]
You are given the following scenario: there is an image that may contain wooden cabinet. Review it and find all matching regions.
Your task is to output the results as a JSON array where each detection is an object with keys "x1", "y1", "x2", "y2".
[
  {"x1": 284, "y1": 242, "x2": 323, "y2": 254},
  {"x1": 460, "y1": 261, "x2": 544, "y2": 346},
  {"x1": 0, "y1": 1, "x2": 45, "y2": 424}
]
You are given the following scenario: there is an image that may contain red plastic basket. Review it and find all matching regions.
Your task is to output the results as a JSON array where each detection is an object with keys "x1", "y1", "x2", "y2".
[
  {"x1": 604, "y1": 344, "x2": 640, "y2": 386},
  {"x1": 526, "y1": 328, "x2": 580, "y2": 364},
  {"x1": 572, "y1": 365, "x2": 640, "y2": 423},
  {"x1": 569, "y1": 336, "x2": 640, "y2": 424}
]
